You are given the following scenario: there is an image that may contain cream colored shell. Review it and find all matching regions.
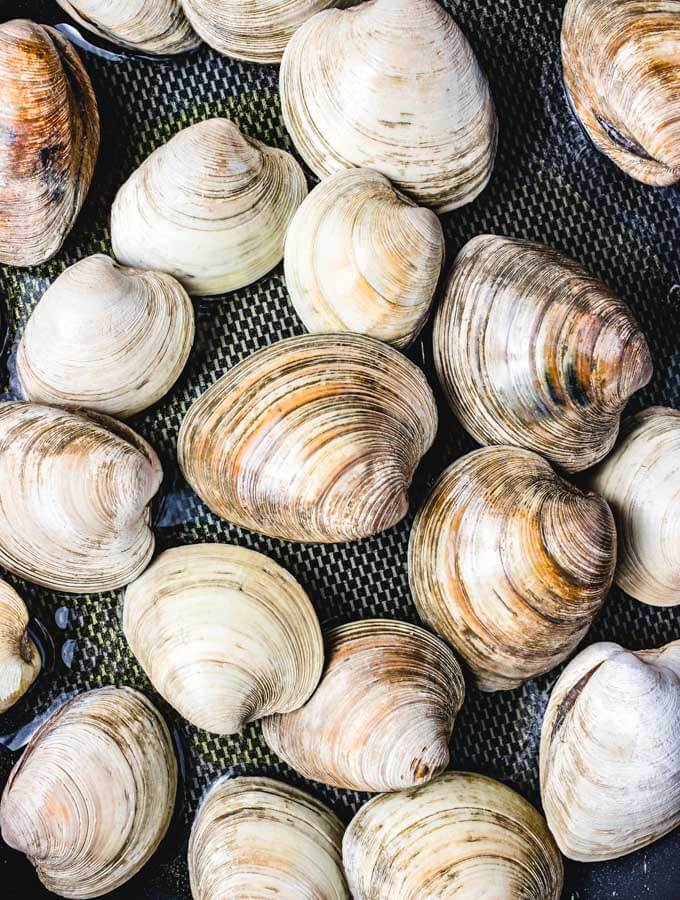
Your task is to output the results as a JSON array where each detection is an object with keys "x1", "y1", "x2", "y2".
[{"x1": 0, "y1": 581, "x2": 40, "y2": 713}]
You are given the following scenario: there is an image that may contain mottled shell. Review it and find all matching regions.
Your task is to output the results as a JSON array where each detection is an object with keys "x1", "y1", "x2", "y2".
[
  {"x1": 284, "y1": 169, "x2": 444, "y2": 348},
  {"x1": 280, "y1": 0, "x2": 497, "y2": 212},
  {"x1": 0, "y1": 403, "x2": 162, "y2": 593},
  {"x1": 262, "y1": 619, "x2": 464, "y2": 792},
  {"x1": 343, "y1": 772, "x2": 564, "y2": 899},
  {"x1": 540, "y1": 640, "x2": 680, "y2": 861},
  {"x1": 433, "y1": 234, "x2": 652, "y2": 472},
  {"x1": 0, "y1": 20, "x2": 100, "y2": 266},
  {"x1": 178, "y1": 333, "x2": 437, "y2": 542},
  {"x1": 111, "y1": 118, "x2": 307, "y2": 296},
  {"x1": 17, "y1": 254, "x2": 195, "y2": 418},
  {"x1": 0, "y1": 687, "x2": 177, "y2": 898},
  {"x1": 188, "y1": 777, "x2": 349, "y2": 899},
  {"x1": 0, "y1": 581, "x2": 40, "y2": 713},
  {"x1": 124, "y1": 543, "x2": 323, "y2": 734},
  {"x1": 562, "y1": 0, "x2": 680, "y2": 185}
]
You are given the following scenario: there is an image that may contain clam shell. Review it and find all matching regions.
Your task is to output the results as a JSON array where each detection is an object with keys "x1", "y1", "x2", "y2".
[
  {"x1": 433, "y1": 234, "x2": 653, "y2": 472},
  {"x1": 0, "y1": 580, "x2": 40, "y2": 713}
]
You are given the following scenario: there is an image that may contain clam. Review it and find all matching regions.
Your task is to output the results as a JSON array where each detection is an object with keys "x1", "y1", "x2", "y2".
[
  {"x1": 280, "y1": 0, "x2": 497, "y2": 212},
  {"x1": 540, "y1": 639, "x2": 680, "y2": 861},
  {"x1": 261, "y1": 619, "x2": 464, "y2": 792},
  {"x1": 343, "y1": 771, "x2": 564, "y2": 899},
  {"x1": 0, "y1": 20, "x2": 99, "y2": 267},
  {"x1": 284, "y1": 169, "x2": 444, "y2": 349},
  {"x1": 178, "y1": 333, "x2": 437, "y2": 542},
  {"x1": 123, "y1": 543, "x2": 323, "y2": 734},
  {"x1": 409, "y1": 446, "x2": 616, "y2": 691},
  {"x1": 433, "y1": 234, "x2": 653, "y2": 472},
  {"x1": 0, "y1": 686, "x2": 177, "y2": 898},
  {"x1": 188, "y1": 776, "x2": 349, "y2": 899},
  {"x1": 111, "y1": 118, "x2": 307, "y2": 297},
  {"x1": 0, "y1": 403, "x2": 162, "y2": 593},
  {"x1": 0, "y1": 581, "x2": 40, "y2": 713},
  {"x1": 562, "y1": 0, "x2": 680, "y2": 185}
]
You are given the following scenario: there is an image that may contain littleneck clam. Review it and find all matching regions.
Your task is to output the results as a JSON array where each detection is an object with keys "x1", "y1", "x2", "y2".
[
  {"x1": 343, "y1": 772, "x2": 564, "y2": 899},
  {"x1": 123, "y1": 543, "x2": 323, "y2": 734},
  {"x1": 17, "y1": 254, "x2": 195, "y2": 418},
  {"x1": 284, "y1": 169, "x2": 444, "y2": 348},
  {"x1": 562, "y1": 0, "x2": 680, "y2": 185},
  {"x1": 0, "y1": 581, "x2": 40, "y2": 713},
  {"x1": 280, "y1": 0, "x2": 497, "y2": 211},
  {"x1": 0, "y1": 403, "x2": 162, "y2": 593},
  {"x1": 0, "y1": 20, "x2": 100, "y2": 266},
  {"x1": 178, "y1": 333, "x2": 437, "y2": 542},
  {"x1": 262, "y1": 619, "x2": 464, "y2": 792},
  {"x1": 540, "y1": 639, "x2": 680, "y2": 861},
  {"x1": 409, "y1": 446, "x2": 616, "y2": 691},
  {"x1": 434, "y1": 234, "x2": 653, "y2": 472},
  {"x1": 111, "y1": 117, "x2": 307, "y2": 296},
  {"x1": 188, "y1": 777, "x2": 349, "y2": 899},
  {"x1": 0, "y1": 686, "x2": 177, "y2": 898}
]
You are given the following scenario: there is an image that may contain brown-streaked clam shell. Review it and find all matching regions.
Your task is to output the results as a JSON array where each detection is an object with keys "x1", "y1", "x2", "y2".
[{"x1": 0, "y1": 580, "x2": 40, "y2": 713}]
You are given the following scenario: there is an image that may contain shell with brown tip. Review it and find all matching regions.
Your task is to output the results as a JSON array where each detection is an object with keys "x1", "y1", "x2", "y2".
[{"x1": 0, "y1": 581, "x2": 40, "y2": 713}]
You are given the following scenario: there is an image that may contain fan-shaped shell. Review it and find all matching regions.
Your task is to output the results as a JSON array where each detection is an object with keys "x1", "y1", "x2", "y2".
[
  {"x1": 433, "y1": 234, "x2": 653, "y2": 472},
  {"x1": 0, "y1": 581, "x2": 40, "y2": 713},
  {"x1": 343, "y1": 771, "x2": 564, "y2": 899},
  {"x1": 280, "y1": 0, "x2": 497, "y2": 212},
  {"x1": 111, "y1": 117, "x2": 307, "y2": 297},
  {"x1": 284, "y1": 169, "x2": 444, "y2": 348},
  {"x1": 188, "y1": 776, "x2": 349, "y2": 899},
  {"x1": 0, "y1": 403, "x2": 162, "y2": 593},
  {"x1": 261, "y1": 619, "x2": 464, "y2": 792},
  {"x1": 540, "y1": 639, "x2": 680, "y2": 861},
  {"x1": 0, "y1": 20, "x2": 100, "y2": 266},
  {"x1": 0, "y1": 686, "x2": 177, "y2": 898},
  {"x1": 178, "y1": 333, "x2": 437, "y2": 542}
]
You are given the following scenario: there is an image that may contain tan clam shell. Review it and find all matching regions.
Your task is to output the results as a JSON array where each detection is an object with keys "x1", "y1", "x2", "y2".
[
  {"x1": 343, "y1": 771, "x2": 564, "y2": 899},
  {"x1": 188, "y1": 776, "x2": 349, "y2": 899},
  {"x1": 178, "y1": 333, "x2": 437, "y2": 542},
  {"x1": 111, "y1": 117, "x2": 307, "y2": 297},
  {"x1": 540, "y1": 639, "x2": 680, "y2": 861},
  {"x1": 0, "y1": 20, "x2": 100, "y2": 266},
  {"x1": 0, "y1": 686, "x2": 177, "y2": 899},
  {"x1": 0, "y1": 580, "x2": 40, "y2": 713},
  {"x1": 284, "y1": 169, "x2": 444, "y2": 348},
  {"x1": 123, "y1": 543, "x2": 323, "y2": 734},
  {"x1": 0, "y1": 403, "x2": 162, "y2": 593},
  {"x1": 280, "y1": 0, "x2": 497, "y2": 212},
  {"x1": 562, "y1": 0, "x2": 680, "y2": 185},
  {"x1": 433, "y1": 234, "x2": 653, "y2": 472},
  {"x1": 261, "y1": 619, "x2": 464, "y2": 792}
]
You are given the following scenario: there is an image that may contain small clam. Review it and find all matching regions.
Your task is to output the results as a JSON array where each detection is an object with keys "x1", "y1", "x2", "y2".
[
  {"x1": 540, "y1": 639, "x2": 680, "y2": 861},
  {"x1": 284, "y1": 169, "x2": 444, "y2": 348},
  {"x1": 343, "y1": 772, "x2": 564, "y2": 899},
  {"x1": 111, "y1": 118, "x2": 307, "y2": 296},
  {"x1": 178, "y1": 333, "x2": 437, "y2": 542},
  {"x1": 262, "y1": 619, "x2": 464, "y2": 792},
  {"x1": 0, "y1": 20, "x2": 100, "y2": 266},
  {"x1": 433, "y1": 234, "x2": 653, "y2": 472},
  {"x1": 280, "y1": 0, "x2": 497, "y2": 211},
  {"x1": 188, "y1": 776, "x2": 349, "y2": 899},
  {"x1": 0, "y1": 686, "x2": 177, "y2": 898},
  {"x1": 0, "y1": 581, "x2": 40, "y2": 713}
]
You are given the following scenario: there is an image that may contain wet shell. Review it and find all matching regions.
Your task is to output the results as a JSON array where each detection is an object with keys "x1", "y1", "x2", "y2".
[
  {"x1": 280, "y1": 0, "x2": 497, "y2": 211},
  {"x1": 261, "y1": 619, "x2": 464, "y2": 792},
  {"x1": 0, "y1": 581, "x2": 40, "y2": 713},
  {"x1": 409, "y1": 446, "x2": 616, "y2": 691},
  {"x1": 111, "y1": 117, "x2": 307, "y2": 297},
  {"x1": 284, "y1": 169, "x2": 444, "y2": 348},
  {"x1": 123, "y1": 543, "x2": 323, "y2": 734},
  {"x1": 0, "y1": 20, "x2": 100, "y2": 266},
  {"x1": 540, "y1": 639, "x2": 680, "y2": 861},
  {"x1": 562, "y1": 0, "x2": 680, "y2": 185},
  {"x1": 0, "y1": 403, "x2": 162, "y2": 593},
  {"x1": 188, "y1": 776, "x2": 349, "y2": 899},
  {"x1": 177, "y1": 333, "x2": 437, "y2": 542},
  {"x1": 343, "y1": 771, "x2": 564, "y2": 899},
  {"x1": 16, "y1": 254, "x2": 195, "y2": 418},
  {"x1": 433, "y1": 234, "x2": 653, "y2": 472}
]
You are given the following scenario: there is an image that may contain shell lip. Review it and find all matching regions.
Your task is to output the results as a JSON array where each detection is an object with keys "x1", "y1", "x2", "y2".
[{"x1": 54, "y1": 21, "x2": 201, "y2": 63}]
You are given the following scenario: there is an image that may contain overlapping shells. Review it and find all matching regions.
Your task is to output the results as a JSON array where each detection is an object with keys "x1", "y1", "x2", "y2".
[{"x1": 0, "y1": 581, "x2": 40, "y2": 714}]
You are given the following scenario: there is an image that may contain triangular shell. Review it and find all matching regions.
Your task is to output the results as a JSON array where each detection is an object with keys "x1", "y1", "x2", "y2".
[
  {"x1": 0, "y1": 580, "x2": 40, "y2": 713},
  {"x1": 279, "y1": 0, "x2": 497, "y2": 212}
]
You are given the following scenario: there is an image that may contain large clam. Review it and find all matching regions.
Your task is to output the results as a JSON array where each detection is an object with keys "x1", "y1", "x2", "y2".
[{"x1": 0, "y1": 581, "x2": 40, "y2": 713}]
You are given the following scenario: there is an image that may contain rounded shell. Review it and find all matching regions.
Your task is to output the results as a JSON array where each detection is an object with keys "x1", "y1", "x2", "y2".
[{"x1": 0, "y1": 580, "x2": 40, "y2": 713}]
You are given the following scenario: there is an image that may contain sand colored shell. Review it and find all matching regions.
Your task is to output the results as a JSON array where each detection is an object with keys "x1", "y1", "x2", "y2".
[{"x1": 0, "y1": 581, "x2": 40, "y2": 714}]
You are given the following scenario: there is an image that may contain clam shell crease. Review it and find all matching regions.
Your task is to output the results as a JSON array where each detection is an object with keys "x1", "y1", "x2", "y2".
[{"x1": 0, "y1": 580, "x2": 40, "y2": 713}]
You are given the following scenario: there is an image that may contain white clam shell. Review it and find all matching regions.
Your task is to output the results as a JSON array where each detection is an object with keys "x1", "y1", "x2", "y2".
[{"x1": 0, "y1": 580, "x2": 40, "y2": 713}]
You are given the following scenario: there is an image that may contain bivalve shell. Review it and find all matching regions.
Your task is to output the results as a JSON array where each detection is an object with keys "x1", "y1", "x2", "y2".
[{"x1": 0, "y1": 580, "x2": 40, "y2": 713}]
